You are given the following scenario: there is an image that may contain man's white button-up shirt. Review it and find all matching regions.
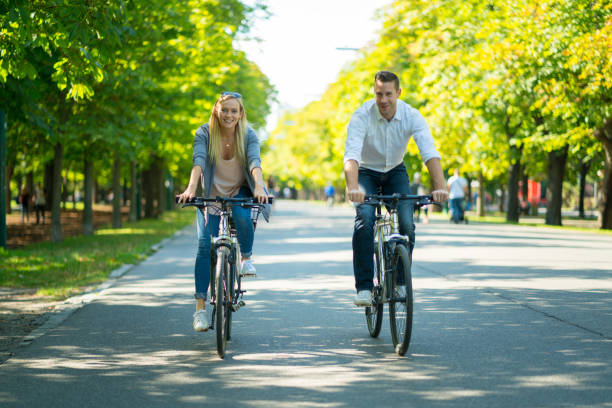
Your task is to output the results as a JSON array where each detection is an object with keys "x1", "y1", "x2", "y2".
[{"x1": 344, "y1": 99, "x2": 441, "y2": 173}]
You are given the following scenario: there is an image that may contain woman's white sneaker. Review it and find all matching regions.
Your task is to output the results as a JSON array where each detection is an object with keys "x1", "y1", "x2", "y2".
[
  {"x1": 241, "y1": 259, "x2": 257, "y2": 277},
  {"x1": 193, "y1": 309, "x2": 209, "y2": 332}
]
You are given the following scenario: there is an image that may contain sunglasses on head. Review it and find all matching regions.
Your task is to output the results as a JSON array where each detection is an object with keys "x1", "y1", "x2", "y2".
[{"x1": 221, "y1": 91, "x2": 242, "y2": 99}]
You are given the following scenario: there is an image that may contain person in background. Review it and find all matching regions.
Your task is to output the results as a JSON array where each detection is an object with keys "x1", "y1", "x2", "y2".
[
  {"x1": 324, "y1": 184, "x2": 335, "y2": 207},
  {"x1": 34, "y1": 183, "x2": 46, "y2": 224},
  {"x1": 411, "y1": 172, "x2": 429, "y2": 223},
  {"x1": 447, "y1": 168, "x2": 468, "y2": 223},
  {"x1": 19, "y1": 186, "x2": 31, "y2": 223}
]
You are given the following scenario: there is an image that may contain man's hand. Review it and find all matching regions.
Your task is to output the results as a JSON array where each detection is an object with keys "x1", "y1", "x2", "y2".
[
  {"x1": 431, "y1": 189, "x2": 449, "y2": 203},
  {"x1": 346, "y1": 188, "x2": 365, "y2": 203}
]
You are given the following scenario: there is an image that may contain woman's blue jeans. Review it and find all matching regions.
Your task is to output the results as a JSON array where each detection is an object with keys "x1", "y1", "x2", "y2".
[
  {"x1": 353, "y1": 164, "x2": 415, "y2": 291},
  {"x1": 194, "y1": 186, "x2": 254, "y2": 299}
]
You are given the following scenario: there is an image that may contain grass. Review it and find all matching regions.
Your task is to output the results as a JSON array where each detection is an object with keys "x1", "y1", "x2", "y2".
[{"x1": 0, "y1": 210, "x2": 195, "y2": 299}]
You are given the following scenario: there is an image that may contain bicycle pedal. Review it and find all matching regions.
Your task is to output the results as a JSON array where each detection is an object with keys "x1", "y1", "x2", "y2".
[{"x1": 231, "y1": 301, "x2": 246, "y2": 312}]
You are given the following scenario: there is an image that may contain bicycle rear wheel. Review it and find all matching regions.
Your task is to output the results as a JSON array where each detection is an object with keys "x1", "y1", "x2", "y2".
[
  {"x1": 388, "y1": 243, "x2": 413, "y2": 356},
  {"x1": 365, "y1": 247, "x2": 383, "y2": 337},
  {"x1": 215, "y1": 248, "x2": 230, "y2": 358}
]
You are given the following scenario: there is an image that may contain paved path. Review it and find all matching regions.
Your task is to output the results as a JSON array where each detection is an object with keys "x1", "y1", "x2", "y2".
[{"x1": 1, "y1": 201, "x2": 611, "y2": 407}]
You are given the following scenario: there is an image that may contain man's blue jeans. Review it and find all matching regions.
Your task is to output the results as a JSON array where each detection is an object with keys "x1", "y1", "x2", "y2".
[
  {"x1": 353, "y1": 164, "x2": 415, "y2": 291},
  {"x1": 194, "y1": 186, "x2": 254, "y2": 299}
]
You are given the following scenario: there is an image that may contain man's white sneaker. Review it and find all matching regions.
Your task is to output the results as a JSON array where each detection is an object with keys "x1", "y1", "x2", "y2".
[
  {"x1": 241, "y1": 259, "x2": 257, "y2": 277},
  {"x1": 354, "y1": 290, "x2": 373, "y2": 306},
  {"x1": 193, "y1": 309, "x2": 209, "y2": 332}
]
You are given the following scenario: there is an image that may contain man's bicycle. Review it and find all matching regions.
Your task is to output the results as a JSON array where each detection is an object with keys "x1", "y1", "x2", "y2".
[
  {"x1": 362, "y1": 193, "x2": 438, "y2": 356},
  {"x1": 178, "y1": 196, "x2": 270, "y2": 358}
]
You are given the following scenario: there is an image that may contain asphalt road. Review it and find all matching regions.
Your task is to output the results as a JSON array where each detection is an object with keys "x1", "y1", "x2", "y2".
[{"x1": 1, "y1": 200, "x2": 611, "y2": 407}]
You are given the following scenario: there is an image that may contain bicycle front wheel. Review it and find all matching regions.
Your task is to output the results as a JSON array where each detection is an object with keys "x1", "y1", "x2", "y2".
[
  {"x1": 366, "y1": 246, "x2": 383, "y2": 337},
  {"x1": 388, "y1": 243, "x2": 414, "y2": 356},
  {"x1": 215, "y1": 248, "x2": 230, "y2": 358}
]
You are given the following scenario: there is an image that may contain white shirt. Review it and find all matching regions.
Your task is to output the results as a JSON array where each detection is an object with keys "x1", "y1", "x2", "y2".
[
  {"x1": 344, "y1": 99, "x2": 441, "y2": 173},
  {"x1": 448, "y1": 175, "x2": 467, "y2": 199}
]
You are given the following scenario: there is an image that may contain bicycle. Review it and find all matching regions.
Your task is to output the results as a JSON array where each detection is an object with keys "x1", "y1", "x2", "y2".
[
  {"x1": 177, "y1": 196, "x2": 271, "y2": 358},
  {"x1": 362, "y1": 193, "x2": 438, "y2": 356}
]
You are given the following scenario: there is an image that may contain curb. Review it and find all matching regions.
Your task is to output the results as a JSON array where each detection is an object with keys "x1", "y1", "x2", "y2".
[{"x1": 18, "y1": 235, "x2": 175, "y2": 347}]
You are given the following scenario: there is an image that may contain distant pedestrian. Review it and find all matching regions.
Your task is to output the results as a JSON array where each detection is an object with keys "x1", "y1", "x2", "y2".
[
  {"x1": 34, "y1": 183, "x2": 46, "y2": 224},
  {"x1": 324, "y1": 184, "x2": 335, "y2": 207},
  {"x1": 19, "y1": 186, "x2": 31, "y2": 223},
  {"x1": 447, "y1": 169, "x2": 468, "y2": 223},
  {"x1": 411, "y1": 173, "x2": 429, "y2": 223}
]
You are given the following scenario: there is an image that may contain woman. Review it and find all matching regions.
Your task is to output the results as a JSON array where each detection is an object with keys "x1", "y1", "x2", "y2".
[{"x1": 177, "y1": 92, "x2": 270, "y2": 332}]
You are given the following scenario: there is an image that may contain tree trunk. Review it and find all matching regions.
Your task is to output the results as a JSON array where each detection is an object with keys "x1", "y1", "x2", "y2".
[
  {"x1": 61, "y1": 168, "x2": 67, "y2": 210},
  {"x1": 594, "y1": 118, "x2": 612, "y2": 229},
  {"x1": 129, "y1": 161, "x2": 137, "y2": 222},
  {"x1": 477, "y1": 171, "x2": 485, "y2": 216},
  {"x1": 499, "y1": 184, "x2": 505, "y2": 213},
  {"x1": 112, "y1": 152, "x2": 122, "y2": 228},
  {"x1": 143, "y1": 167, "x2": 154, "y2": 218},
  {"x1": 6, "y1": 162, "x2": 13, "y2": 214},
  {"x1": 545, "y1": 146, "x2": 568, "y2": 226},
  {"x1": 44, "y1": 161, "x2": 53, "y2": 211},
  {"x1": 50, "y1": 142, "x2": 63, "y2": 243},
  {"x1": 72, "y1": 169, "x2": 77, "y2": 209},
  {"x1": 578, "y1": 160, "x2": 590, "y2": 219},
  {"x1": 83, "y1": 156, "x2": 94, "y2": 236},
  {"x1": 506, "y1": 148, "x2": 521, "y2": 223},
  {"x1": 521, "y1": 173, "x2": 528, "y2": 205}
]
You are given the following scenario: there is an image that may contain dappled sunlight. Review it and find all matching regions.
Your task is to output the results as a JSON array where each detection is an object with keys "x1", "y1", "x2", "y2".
[
  {"x1": 414, "y1": 275, "x2": 612, "y2": 291},
  {"x1": 256, "y1": 251, "x2": 353, "y2": 265},
  {"x1": 513, "y1": 374, "x2": 585, "y2": 388}
]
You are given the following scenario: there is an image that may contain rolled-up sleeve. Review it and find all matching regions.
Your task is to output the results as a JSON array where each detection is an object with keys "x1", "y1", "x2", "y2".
[
  {"x1": 411, "y1": 110, "x2": 440, "y2": 164},
  {"x1": 344, "y1": 109, "x2": 367, "y2": 165},
  {"x1": 193, "y1": 125, "x2": 208, "y2": 170},
  {"x1": 246, "y1": 127, "x2": 262, "y2": 172}
]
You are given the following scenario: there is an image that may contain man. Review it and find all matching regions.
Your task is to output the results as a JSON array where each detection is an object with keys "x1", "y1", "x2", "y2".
[
  {"x1": 344, "y1": 71, "x2": 449, "y2": 306},
  {"x1": 447, "y1": 168, "x2": 468, "y2": 223}
]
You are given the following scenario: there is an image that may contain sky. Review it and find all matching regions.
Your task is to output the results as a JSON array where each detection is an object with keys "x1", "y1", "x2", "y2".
[{"x1": 237, "y1": 0, "x2": 390, "y2": 132}]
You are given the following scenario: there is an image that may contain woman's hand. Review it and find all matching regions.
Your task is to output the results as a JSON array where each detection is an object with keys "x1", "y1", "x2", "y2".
[
  {"x1": 253, "y1": 183, "x2": 269, "y2": 204},
  {"x1": 177, "y1": 185, "x2": 197, "y2": 204}
]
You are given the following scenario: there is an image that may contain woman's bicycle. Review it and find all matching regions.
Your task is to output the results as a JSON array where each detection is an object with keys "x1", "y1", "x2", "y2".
[
  {"x1": 178, "y1": 196, "x2": 270, "y2": 358},
  {"x1": 362, "y1": 193, "x2": 438, "y2": 356}
]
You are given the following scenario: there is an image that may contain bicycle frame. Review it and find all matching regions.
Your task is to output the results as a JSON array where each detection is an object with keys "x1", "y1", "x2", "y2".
[{"x1": 369, "y1": 194, "x2": 434, "y2": 304}]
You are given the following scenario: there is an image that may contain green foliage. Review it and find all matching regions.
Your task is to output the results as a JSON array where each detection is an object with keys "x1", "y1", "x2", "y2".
[
  {"x1": 0, "y1": 209, "x2": 193, "y2": 298},
  {"x1": 2, "y1": 0, "x2": 275, "y2": 194},
  {"x1": 264, "y1": 0, "x2": 611, "y2": 204}
]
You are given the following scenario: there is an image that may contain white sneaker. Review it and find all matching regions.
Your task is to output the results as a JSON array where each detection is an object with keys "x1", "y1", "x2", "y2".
[
  {"x1": 354, "y1": 290, "x2": 373, "y2": 306},
  {"x1": 241, "y1": 259, "x2": 257, "y2": 277},
  {"x1": 193, "y1": 309, "x2": 209, "y2": 332}
]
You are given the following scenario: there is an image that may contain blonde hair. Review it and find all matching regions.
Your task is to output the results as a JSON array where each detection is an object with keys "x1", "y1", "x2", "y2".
[{"x1": 208, "y1": 94, "x2": 247, "y2": 165}]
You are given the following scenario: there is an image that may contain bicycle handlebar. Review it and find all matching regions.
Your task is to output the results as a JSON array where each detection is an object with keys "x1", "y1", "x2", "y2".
[
  {"x1": 175, "y1": 196, "x2": 273, "y2": 208},
  {"x1": 363, "y1": 193, "x2": 440, "y2": 208}
]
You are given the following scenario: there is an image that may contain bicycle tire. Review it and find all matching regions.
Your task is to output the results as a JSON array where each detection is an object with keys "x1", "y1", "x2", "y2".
[
  {"x1": 388, "y1": 243, "x2": 414, "y2": 356},
  {"x1": 215, "y1": 248, "x2": 230, "y2": 358},
  {"x1": 226, "y1": 256, "x2": 237, "y2": 341},
  {"x1": 365, "y1": 246, "x2": 383, "y2": 337}
]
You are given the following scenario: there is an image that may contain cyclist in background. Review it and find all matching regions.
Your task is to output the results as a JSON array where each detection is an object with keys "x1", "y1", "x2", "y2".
[
  {"x1": 343, "y1": 71, "x2": 449, "y2": 306},
  {"x1": 177, "y1": 91, "x2": 270, "y2": 332}
]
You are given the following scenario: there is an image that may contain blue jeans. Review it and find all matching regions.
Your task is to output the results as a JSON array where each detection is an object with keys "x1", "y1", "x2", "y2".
[
  {"x1": 194, "y1": 186, "x2": 254, "y2": 299},
  {"x1": 449, "y1": 197, "x2": 464, "y2": 221},
  {"x1": 353, "y1": 164, "x2": 415, "y2": 291}
]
